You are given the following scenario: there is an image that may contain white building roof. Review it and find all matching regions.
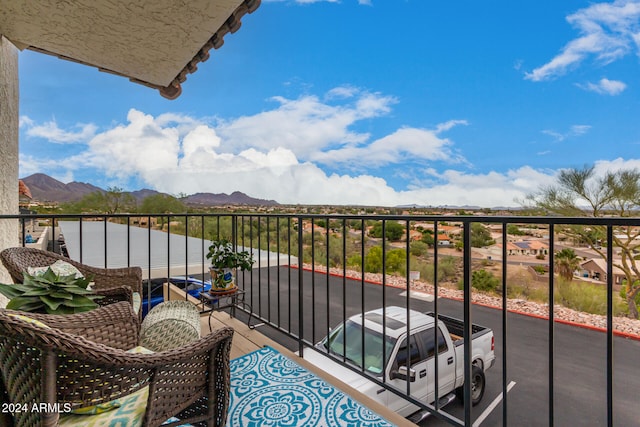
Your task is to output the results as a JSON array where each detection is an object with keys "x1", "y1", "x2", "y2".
[{"x1": 58, "y1": 220, "x2": 295, "y2": 279}]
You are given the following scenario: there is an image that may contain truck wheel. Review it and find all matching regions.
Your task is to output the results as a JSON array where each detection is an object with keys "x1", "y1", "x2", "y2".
[{"x1": 455, "y1": 365, "x2": 485, "y2": 406}]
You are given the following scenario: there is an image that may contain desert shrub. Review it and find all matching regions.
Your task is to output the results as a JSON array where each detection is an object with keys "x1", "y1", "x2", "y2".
[
  {"x1": 472, "y1": 269, "x2": 500, "y2": 292},
  {"x1": 386, "y1": 249, "x2": 407, "y2": 274},
  {"x1": 438, "y1": 256, "x2": 458, "y2": 280},
  {"x1": 532, "y1": 265, "x2": 546, "y2": 275},
  {"x1": 458, "y1": 269, "x2": 500, "y2": 292},
  {"x1": 619, "y1": 282, "x2": 640, "y2": 309},
  {"x1": 410, "y1": 241, "x2": 429, "y2": 257},
  {"x1": 347, "y1": 254, "x2": 362, "y2": 269},
  {"x1": 558, "y1": 280, "x2": 626, "y2": 316}
]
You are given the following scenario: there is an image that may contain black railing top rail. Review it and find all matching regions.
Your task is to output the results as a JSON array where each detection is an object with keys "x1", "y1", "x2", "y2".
[{"x1": 4, "y1": 211, "x2": 640, "y2": 225}]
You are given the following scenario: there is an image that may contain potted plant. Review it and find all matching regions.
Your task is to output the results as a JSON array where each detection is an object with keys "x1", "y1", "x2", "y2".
[
  {"x1": 206, "y1": 239, "x2": 254, "y2": 292},
  {"x1": 0, "y1": 268, "x2": 101, "y2": 314}
]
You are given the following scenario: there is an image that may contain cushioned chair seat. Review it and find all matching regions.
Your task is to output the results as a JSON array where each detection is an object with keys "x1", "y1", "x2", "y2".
[{"x1": 59, "y1": 387, "x2": 149, "y2": 427}]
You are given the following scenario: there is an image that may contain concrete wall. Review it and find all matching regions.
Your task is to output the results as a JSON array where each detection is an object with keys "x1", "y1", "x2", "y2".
[{"x1": 0, "y1": 36, "x2": 19, "y2": 291}]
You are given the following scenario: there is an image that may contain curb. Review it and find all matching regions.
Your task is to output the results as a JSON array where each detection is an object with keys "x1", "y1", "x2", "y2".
[{"x1": 289, "y1": 265, "x2": 640, "y2": 342}]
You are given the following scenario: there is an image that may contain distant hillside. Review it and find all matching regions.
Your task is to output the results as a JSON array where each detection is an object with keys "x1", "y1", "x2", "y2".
[
  {"x1": 183, "y1": 191, "x2": 279, "y2": 206},
  {"x1": 22, "y1": 173, "x2": 103, "y2": 202},
  {"x1": 130, "y1": 189, "x2": 162, "y2": 202},
  {"x1": 20, "y1": 173, "x2": 279, "y2": 206}
]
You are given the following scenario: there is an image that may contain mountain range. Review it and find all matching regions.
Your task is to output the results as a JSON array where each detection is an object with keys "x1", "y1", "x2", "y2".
[{"x1": 21, "y1": 173, "x2": 279, "y2": 206}]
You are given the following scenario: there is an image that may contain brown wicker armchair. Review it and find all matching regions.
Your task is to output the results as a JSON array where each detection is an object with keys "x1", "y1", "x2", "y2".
[
  {"x1": 0, "y1": 247, "x2": 143, "y2": 317},
  {"x1": 0, "y1": 301, "x2": 233, "y2": 427}
]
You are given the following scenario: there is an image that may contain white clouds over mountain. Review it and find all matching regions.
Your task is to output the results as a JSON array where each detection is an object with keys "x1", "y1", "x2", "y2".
[{"x1": 18, "y1": 86, "x2": 639, "y2": 207}]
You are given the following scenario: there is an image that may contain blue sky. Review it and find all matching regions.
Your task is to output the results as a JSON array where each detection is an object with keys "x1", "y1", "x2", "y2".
[{"x1": 17, "y1": 0, "x2": 640, "y2": 207}]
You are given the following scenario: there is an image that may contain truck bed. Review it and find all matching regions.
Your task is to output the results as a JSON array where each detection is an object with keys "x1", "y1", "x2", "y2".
[{"x1": 425, "y1": 312, "x2": 492, "y2": 345}]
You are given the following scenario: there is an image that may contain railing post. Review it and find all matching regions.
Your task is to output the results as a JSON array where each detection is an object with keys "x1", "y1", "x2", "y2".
[
  {"x1": 298, "y1": 216, "x2": 304, "y2": 356},
  {"x1": 502, "y1": 222, "x2": 509, "y2": 424},
  {"x1": 548, "y1": 224, "x2": 555, "y2": 427},
  {"x1": 606, "y1": 225, "x2": 613, "y2": 427},
  {"x1": 463, "y1": 220, "x2": 472, "y2": 427}
]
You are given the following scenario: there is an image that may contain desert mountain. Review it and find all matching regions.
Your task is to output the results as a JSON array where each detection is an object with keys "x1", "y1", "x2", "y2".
[
  {"x1": 21, "y1": 174, "x2": 279, "y2": 206},
  {"x1": 22, "y1": 173, "x2": 103, "y2": 203}
]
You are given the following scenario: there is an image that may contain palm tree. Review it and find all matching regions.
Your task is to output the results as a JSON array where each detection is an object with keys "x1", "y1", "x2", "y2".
[{"x1": 554, "y1": 248, "x2": 580, "y2": 282}]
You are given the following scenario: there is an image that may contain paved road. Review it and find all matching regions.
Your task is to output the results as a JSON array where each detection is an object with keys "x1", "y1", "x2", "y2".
[{"x1": 236, "y1": 267, "x2": 640, "y2": 427}]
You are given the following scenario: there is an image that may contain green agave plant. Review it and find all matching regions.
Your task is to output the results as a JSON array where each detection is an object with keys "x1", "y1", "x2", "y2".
[{"x1": 0, "y1": 267, "x2": 101, "y2": 314}]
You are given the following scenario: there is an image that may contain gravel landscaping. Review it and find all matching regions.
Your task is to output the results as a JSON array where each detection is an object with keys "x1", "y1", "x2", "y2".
[{"x1": 302, "y1": 263, "x2": 640, "y2": 339}]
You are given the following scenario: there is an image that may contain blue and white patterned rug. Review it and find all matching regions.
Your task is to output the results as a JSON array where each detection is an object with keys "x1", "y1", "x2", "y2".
[{"x1": 227, "y1": 346, "x2": 396, "y2": 427}]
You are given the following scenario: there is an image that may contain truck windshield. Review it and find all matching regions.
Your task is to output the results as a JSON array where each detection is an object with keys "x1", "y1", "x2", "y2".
[{"x1": 323, "y1": 320, "x2": 396, "y2": 375}]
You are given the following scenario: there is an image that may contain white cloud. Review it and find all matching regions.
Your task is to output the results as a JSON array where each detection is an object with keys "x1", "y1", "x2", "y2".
[
  {"x1": 525, "y1": 0, "x2": 640, "y2": 81},
  {"x1": 216, "y1": 90, "x2": 396, "y2": 159},
  {"x1": 310, "y1": 123, "x2": 467, "y2": 167},
  {"x1": 19, "y1": 116, "x2": 34, "y2": 128},
  {"x1": 578, "y1": 77, "x2": 627, "y2": 95},
  {"x1": 24, "y1": 119, "x2": 97, "y2": 143},
  {"x1": 542, "y1": 124, "x2": 592, "y2": 141},
  {"x1": 84, "y1": 109, "x2": 181, "y2": 180},
  {"x1": 593, "y1": 157, "x2": 640, "y2": 174},
  {"x1": 325, "y1": 86, "x2": 359, "y2": 99},
  {"x1": 571, "y1": 124, "x2": 592, "y2": 135}
]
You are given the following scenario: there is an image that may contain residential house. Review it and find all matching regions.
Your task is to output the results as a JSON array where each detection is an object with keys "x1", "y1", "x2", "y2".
[
  {"x1": 579, "y1": 258, "x2": 637, "y2": 286},
  {"x1": 490, "y1": 242, "x2": 523, "y2": 256},
  {"x1": 436, "y1": 233, "x2": 451, "y2": 246},
  {"x1": 527, "y1": 239, "x2": 549, "y2": 256}
]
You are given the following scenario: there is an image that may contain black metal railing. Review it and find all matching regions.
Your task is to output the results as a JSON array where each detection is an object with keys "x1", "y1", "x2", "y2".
[{"x1": 2, "y1": 212, "x2": 639, "y2": 426}]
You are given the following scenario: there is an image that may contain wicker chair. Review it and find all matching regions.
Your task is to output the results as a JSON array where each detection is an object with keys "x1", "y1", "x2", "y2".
[
  {"x1": 0, "y1": 247, "x2": 143, "y2": 318},
  {"x1": 0, "y1": 301, "x2": 233, "y2": 427}
]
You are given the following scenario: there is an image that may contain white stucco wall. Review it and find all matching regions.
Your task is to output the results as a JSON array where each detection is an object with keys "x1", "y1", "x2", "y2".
[{"x1": 0, "y1": 35, "x2": 19, "y2": 289}]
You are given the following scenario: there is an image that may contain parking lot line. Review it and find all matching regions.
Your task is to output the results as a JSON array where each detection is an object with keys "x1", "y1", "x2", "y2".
[
  {"x1": 472, "y1": 381, "x2": 516, "y2": 427},
  {"x1": 399, "y1": 290, "x2": 435, "y2": 302}
]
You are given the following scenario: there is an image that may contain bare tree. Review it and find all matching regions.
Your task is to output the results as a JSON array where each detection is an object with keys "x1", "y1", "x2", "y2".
[{"x1": 528, "y1": 165, "x2": 640, "y2": 318}]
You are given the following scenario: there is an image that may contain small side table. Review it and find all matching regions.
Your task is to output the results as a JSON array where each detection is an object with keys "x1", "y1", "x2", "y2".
[{"x1": 199, "y1": 288, "x2": 255, "y2": 332}]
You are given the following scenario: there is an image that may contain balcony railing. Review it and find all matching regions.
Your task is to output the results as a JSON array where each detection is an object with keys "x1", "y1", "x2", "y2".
[{"x1": 3, "y1": 211, "x2": 639, "y2": 426}]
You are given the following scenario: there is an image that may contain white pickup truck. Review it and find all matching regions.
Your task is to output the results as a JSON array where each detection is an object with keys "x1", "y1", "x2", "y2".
[{"x1": 304, "y1": 306, "x2": 495, "y2": 422}]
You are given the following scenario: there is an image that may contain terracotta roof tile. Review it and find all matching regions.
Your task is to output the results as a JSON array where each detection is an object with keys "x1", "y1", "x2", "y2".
[
  {"x1": 19, "y1": 180, "x2": 32, "y2": 199},
  {"x1": 154, "y1": 0, "x2": 261, "y2": 99}
]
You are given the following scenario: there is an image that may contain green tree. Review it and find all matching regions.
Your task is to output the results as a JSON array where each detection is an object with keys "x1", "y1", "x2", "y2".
[
  {"x1": 420, "y1": 229, "x2": 435, "y2": 247},
  {"x1": 554, "y1": 248, "x2": 580, "y2": 282},
  {"x1": 139, "y1": 194, "x2": 186, "y2": 214},
  {"x1": 471, "y1": 223, "x2": 495, "y2": 248},
  {"x1": 140, "y1": 193, "x2": 187, "y2": 229},
  {"x1": 369, "y1": 221, "x2": 405, "y2": 241},
  {"x1": 528, "y1": 165, "x2": 640, "y2": 318},
  {"x1": 65, "y1": 187, "x2": 136, "y2": 214},
  {"x1": 507, "y1": 224, "x2": 524, "y2": 236}
]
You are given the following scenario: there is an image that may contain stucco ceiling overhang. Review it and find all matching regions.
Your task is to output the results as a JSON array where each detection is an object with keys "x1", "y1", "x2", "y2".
[{"x1": 0, "y1": 0, "x2": 260, "y2": 99}]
